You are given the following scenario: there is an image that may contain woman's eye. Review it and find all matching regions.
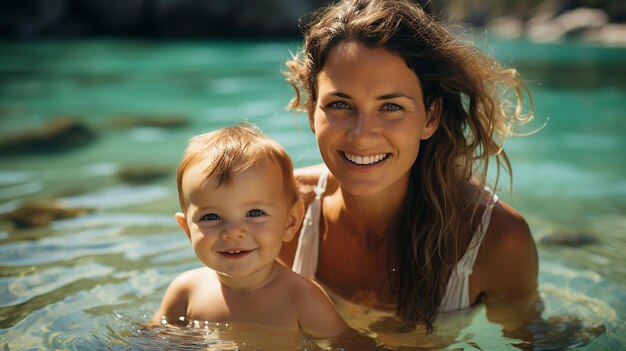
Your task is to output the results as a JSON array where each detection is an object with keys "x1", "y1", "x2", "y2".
[
  {"x1": 381, "y1": 103, "x2": 403, "y2": 112},
  {"x1": 246, "y1": 209, "x2": 265, "y2": 218},
  {"x1": 200, "y1": 213, "x2": 220, "y2": 221},
  {"x1": 327, "y1": 101, "x2": 351, "y2": 110}
]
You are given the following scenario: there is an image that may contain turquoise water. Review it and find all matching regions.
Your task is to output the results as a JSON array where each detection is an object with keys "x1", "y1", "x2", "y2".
[{"x1": 0, "y1": 39, "x2": 624, "y2": 350}]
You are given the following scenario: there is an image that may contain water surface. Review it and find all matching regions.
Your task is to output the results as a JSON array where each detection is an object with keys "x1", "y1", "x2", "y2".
[{"x1": 0, "y1": 39, "x2": 624, "y2": 350}]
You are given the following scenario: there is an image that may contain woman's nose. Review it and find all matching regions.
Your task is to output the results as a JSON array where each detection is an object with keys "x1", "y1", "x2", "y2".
[{"x1": 347, "y1": 111, "x2": 379, "y2": 140}]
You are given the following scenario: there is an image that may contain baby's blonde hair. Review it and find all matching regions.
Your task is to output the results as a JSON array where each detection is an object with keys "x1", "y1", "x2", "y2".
[{"x1": 176, "y1": 123, "x2": 299, "y2": 211}]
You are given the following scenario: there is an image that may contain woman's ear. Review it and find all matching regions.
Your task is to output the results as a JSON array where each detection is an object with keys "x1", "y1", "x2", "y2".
[
  {"x1": 421, "y1": 97, "x2": 442, "y2": 140},
  {"x1": 283, "y1": 200, "x2": 305, "y2": 242},
  {"x1": 175, "y1": 212, "x2": 191, "y2": 240},
  {"x1": 308, "y1": 99, "x2": 316, "y2": 133},
  {"x1": 308, "y1": 115, "x2": 315, "y2": 134}
]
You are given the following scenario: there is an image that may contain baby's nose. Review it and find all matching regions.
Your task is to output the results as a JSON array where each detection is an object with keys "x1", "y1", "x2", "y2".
[{"x1": 220, "y1": 222, "x2": 247, "y2": 240}]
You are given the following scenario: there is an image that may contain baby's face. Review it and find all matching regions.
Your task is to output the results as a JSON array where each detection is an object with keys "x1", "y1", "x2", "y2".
[{"x1": 178, "y1": 160, "x2": 297, "y2": 287}]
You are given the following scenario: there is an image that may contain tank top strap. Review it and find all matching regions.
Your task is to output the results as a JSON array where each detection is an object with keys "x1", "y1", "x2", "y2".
[
  {"x1": 291, "y1": 169, "x2": 329, "y2": 279},
  {"x1": 456, "y1": 188, "x2": 499, "y2": 274},
  {"x1": 313, "y1": 169, "x2": 329, "y2": 199},
  {"x1": 439, "y1": 188, "x2": 498, "y2": 312}
]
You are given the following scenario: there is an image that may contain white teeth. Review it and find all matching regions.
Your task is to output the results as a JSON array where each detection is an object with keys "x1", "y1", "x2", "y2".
[
  {"x1": 344, "y1": 152, "x2": 388, "y2": 165},
  {"x1": 228, "y1": 250, "x2": 242, "y2": 254}
]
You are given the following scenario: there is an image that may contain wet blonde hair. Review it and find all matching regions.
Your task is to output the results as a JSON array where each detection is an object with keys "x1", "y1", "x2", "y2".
[
  {"x1": 284, "y1": 0, "x2": 532, "y2": 331},
  {"x1": 176, "y1": 123, "x2": 299, "y2": 211}
]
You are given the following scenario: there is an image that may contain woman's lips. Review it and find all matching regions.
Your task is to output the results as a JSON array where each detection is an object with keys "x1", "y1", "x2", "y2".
[{"x1": 343, "y1": 151, "x2": 390, "y2": 165}]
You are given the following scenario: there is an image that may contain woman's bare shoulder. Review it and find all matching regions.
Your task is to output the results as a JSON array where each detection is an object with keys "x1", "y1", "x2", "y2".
[
  {"x1": 294, "y1": 163, "x2": 327, "y2": 204},
  {"x1": 480, "y1": 199, "x2": 538, "y2": 298},
  {"x1": 295, "y1": 163, "x2": 327, "y2": 182},
  {"x1": 486, "y1": 200, "x2": 533, "y2": 252}
]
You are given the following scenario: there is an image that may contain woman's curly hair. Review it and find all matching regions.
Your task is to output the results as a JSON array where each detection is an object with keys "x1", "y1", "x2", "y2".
[{"x1": 284, "y1": 0, "x2": 533, "y2": 332}]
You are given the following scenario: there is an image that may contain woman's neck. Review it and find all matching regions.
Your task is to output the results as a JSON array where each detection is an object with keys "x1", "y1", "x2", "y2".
[{"x1": 329, "y1": 175, "x2": 408, "y2": 248}]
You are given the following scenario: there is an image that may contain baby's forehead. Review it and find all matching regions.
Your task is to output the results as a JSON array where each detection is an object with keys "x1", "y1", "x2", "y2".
[
  {"x1": 186, "y1": 158, "x2": 282, "y2": 185},
  {"x1": 184, "y1": 161, "x2": 291, "y2": 203}
]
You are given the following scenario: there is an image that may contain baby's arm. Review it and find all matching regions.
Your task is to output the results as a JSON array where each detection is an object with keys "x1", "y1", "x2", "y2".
[
  {"x1": 152, "y1": 273, "x2": 192, "y2": 326},
  {"x1": 296, "y1": 280, "x2": 349, "y2": 337}
]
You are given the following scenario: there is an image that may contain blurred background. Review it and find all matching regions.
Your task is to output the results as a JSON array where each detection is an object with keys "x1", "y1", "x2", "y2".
[
  {"x1": 1, "y1": 0, "x2": 626, "y2": 44},
  {"x1": 0, "y1": 1, "x2": 625, "y2": 350}
]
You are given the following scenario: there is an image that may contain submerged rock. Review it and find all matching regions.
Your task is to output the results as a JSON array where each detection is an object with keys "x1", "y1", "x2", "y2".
[
  {"x1": 369, "y1": 316, "x2": 416, "y2": 334},
  {"x1": 539, "y1": 231, "x2": 598, "y2": 247},
  {"x1": 1, "y1": 201, "x2": 92, "y2": 228},
  {"x1": 117, "y1": 165, "x2": 170, "y2": 184},
  {"x1": 109, "y1": 115, "x2": 188, "y2": 129},
  {"x1": 0, "y1": 117, "x2": 96, "y2": 156},
  {"x1": 531, "y1": 315, "x2": 606, "y2": 348}
]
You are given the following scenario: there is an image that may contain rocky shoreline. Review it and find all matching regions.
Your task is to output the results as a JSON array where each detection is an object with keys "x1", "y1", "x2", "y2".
[
  {"x1": 0, "y1": 0, "x2": 624, "y2": 46},
  {"x1": 486, "y1": 7, "x2": 626, "y2": 46}
]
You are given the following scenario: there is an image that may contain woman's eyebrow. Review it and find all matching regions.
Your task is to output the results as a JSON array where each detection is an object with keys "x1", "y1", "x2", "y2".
[
  {"x1": 321, "y1": 91, "x2": 414, "y2": 101},
  {"x1": 322, "y1": 91, "x2": 352, "y2": 99},
  {"x1": 376, "y1": 92, "x2": 413, "y2": 100}
]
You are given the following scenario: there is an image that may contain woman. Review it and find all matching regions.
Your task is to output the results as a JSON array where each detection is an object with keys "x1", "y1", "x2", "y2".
[{"x1": 278, "y1": 0, "x2": 539, "y2": 333}]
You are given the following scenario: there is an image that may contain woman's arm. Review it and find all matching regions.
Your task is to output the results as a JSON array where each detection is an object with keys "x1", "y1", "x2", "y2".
[
  {"x1": 479, "y1": 201, "x2": 542, "y2": 336},
  {"x1": 479, "y1": 202, "x2": 606, "y2": 349}
]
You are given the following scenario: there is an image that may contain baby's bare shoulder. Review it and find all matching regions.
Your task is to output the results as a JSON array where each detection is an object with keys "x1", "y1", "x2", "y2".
[
  {"x1": 175, "y1": 267, "x2": 213, "y2": 283},
  {"x1": 167, "y1": 267, "x2": 218, "y2": 296},
  {"x1": 153, "y1": 268, "x2": 215, "y2": 325},
  {"x1": 274, "y1": 264, "x2": 348, "y2": 336},
  {"x1": 273, "y1": 263, "x2": 322, "y2": 296}
]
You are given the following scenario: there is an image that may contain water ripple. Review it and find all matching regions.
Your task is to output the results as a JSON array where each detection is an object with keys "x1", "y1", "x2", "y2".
[
  {"x1": 51, "y1": 212, "x2": 176, "y2": 230},
  {"x1": 59, "y1": 185, "x2": 170, "y2": 209},
  {"x1": 82, "y1": 162, "x2": 120, "y2": 177},
  {"x1": 0, "y1": 228, "x2": 183, "y2": 266},
  {"x1": 0, "y1": 263, "x2": 114, "y2": 307},
  {"x1": 0, "y1": 170, "x2": 34, "y2": 185},
  {"x1": 0, "y1": 181, "x2": 43, "y2": 199}
]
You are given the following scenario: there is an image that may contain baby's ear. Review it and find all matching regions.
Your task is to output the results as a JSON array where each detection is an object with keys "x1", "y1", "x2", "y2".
[
  {"x1": 175, "y1": 212, "x2": 191, "y2": 240},
  {"x1": 283, "y1": 200, "x2": 305, "y2": 242}
]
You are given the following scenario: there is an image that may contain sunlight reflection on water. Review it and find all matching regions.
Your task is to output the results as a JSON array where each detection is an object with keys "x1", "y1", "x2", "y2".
[{"x1": 0, "y1": 39, "x2": 624, "y2": 350}]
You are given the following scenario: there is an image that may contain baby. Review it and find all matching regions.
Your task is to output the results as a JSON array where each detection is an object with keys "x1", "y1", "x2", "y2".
[{"x1": 153, "y1": 123, "x2": 348, "y2": 337}]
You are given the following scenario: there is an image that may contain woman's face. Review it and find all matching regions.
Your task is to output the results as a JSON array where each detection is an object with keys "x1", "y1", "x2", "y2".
[{"x1": 311, "y1": 41, "x2": 439, "y2": 197}]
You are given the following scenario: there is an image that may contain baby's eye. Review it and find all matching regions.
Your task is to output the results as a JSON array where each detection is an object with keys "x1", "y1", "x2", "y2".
[
  {"x1": 381, "y1": 102, "x2": 403, "y2": 112},
  {"x1": 246, "y1": 209, "x2": 266, "y2": 218},
  {"x1": 327, "y1": 101, "x2": 351, "y2": 110},
  {"x1": 200, "y1": 213, "x2": 220, "y2": 221}
]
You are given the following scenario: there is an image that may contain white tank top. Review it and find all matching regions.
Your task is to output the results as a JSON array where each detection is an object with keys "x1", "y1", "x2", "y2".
[{"x1": 291, "y1": 170, "x2": 499, "y2": 312}]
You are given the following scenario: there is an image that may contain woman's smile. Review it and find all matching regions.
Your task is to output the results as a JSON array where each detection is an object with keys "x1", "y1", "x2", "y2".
[{"x1": 342, "y1": 151, "x2": 390, "y2": 166}]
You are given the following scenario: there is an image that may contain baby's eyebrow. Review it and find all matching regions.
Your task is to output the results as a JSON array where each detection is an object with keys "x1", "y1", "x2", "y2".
[
  {"x1": 193, "y1": 206, "x2": 219, "y2": 212},
  {"x1": 243, "y1": 201, "x2": 275, "y2": 208}
]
